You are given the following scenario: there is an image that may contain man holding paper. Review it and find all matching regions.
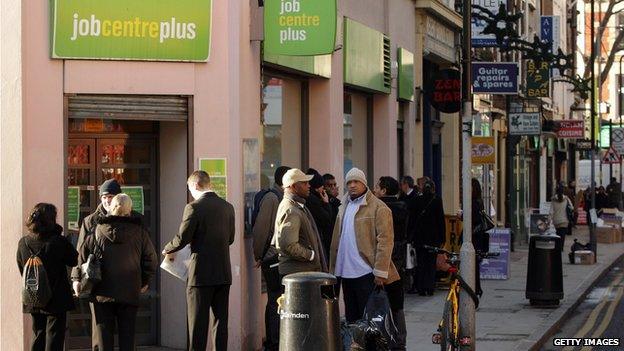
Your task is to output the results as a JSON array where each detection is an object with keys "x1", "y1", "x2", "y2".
[{"x1": 162, "y1": 170, "x2": 235, "y2": 351}]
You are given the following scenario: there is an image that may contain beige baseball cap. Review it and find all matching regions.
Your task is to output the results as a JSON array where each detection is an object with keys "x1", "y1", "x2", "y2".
[{"x1": 282, "y1": 168, "x2": 313, "y2": 188}]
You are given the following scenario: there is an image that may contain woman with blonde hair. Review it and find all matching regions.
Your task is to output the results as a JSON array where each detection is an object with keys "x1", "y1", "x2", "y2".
[{"x1": 75, "y1": 193, "x2": 158, "y2": 351}]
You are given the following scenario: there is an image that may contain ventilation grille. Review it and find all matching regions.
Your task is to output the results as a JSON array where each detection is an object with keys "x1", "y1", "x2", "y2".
[{"x1": 383, "y1": 35, "x2": 391, "y2": 90}]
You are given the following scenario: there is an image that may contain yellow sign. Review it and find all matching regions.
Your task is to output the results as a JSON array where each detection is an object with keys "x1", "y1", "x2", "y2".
[{"x1": 472, "y1": 137, "x2": 496, "y2": 164}]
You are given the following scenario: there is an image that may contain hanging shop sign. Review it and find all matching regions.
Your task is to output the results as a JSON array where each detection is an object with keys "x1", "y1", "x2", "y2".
[
  {"x1": 472, "y1": 137, "x2": 496, "y2": 165},
  {"x1": 471, "y1": 0, "x2": 506, "y2": 47},
  {"x1": 264, "y1": 0, "x2": 337, "y2": 56},
  {"x1": 526, "y1": 60, "x2": 550, "y2": 97},
  {"x1": 67, "y1": 186, "x2": 81, "y2": 231},
  {"x1": 121, "y1": 186, "x2": 145, "y2": 214},
  {"x1": 509, "y1": 112, "x2": 541, "y2": 135},
  {"x1": 51, "y1": 0, "x2": 212, "y2": 62},
  {"x1": 199, "y1": 158, "x2": 228, "y2": 199},
  {"x1": 576, "y1": 139, "x2": 592, "y2": 151},
  {"x1": 427, "y1": 69, "x2": 461, "y2": 113},
  {"x1": 541, "y1": 15, "x2": 561, "y2": 77},
  {"x1": 471, "y1": 63, "x2": 519, "y2": 94},
  {"x1": 554, "y1": 120, "x2": 584, "y2": 139}
]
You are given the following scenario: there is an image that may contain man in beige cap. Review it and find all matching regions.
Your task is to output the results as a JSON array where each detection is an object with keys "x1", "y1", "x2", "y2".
[
  {"x1": 274, "y1": 168, "x2": 328, "y2": 277},
  {"x1": 330, "y1": 167, "x2": 400, "y2": 323}
]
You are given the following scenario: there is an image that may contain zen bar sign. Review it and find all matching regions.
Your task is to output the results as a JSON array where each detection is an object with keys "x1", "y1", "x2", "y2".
[
  {"x1": 264, "y1": 0, "x2": 337, "y2": 56},
  {"x1": 51, "y1": 0, "x2": 212, "y2": 62}
]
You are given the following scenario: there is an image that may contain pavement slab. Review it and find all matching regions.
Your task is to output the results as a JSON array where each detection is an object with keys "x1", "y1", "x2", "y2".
[{"x1": 404, "y1": 227, "x2": 624, "y2": 351}]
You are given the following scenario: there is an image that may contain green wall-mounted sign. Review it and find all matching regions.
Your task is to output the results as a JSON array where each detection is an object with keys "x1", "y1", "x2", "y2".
[
  {"x1": 397, "y1": 48, "x2": 414, "y2": 101},
  {"x1": 343, "y1": 18, "x2": 391, "y2": 94},
  {"x1": 264, "y1": 0, "x2": 336, "y2": 56},
  {"x1": 51, "y1": 0, "x2": 212, "y2": 62}
]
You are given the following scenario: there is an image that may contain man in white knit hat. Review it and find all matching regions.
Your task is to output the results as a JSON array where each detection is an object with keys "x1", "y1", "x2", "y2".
[{"x1": 329, "y1": 167, "x2": 400, "y2": 323}]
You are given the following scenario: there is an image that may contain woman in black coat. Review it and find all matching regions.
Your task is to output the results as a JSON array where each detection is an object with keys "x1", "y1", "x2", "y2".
[
  {"x1": 471, "y1": 179, "x2": 489, "y2": 297},
  {"x1": 16, "y1": 203, "x2": 78, "y2": 351},
  {"x1": 411, "y1": 180, "x2": 446, "y2": 296},
  {"x1": 75, "y1": 194, "x2": 158, "y2": 351}
]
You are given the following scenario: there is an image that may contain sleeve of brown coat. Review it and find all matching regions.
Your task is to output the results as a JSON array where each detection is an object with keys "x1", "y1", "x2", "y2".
[
  {"x1": 276, "y1": 209, "x2": 313, "y2": 262},
  {"x1": 373, "y1": 206, "x2": 394, "y2": 279},
  {"x1": 252, "y1": 194, "x2": 278, "y2": 260}
]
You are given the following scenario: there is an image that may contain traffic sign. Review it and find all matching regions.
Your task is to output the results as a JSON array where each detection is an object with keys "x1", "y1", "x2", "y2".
[
  {"x1": 602, "y1": 146, "x2": 621, "y2": 164},
  {"x1": 611, "y1": 128, "x2": 624, "y2": 155}
]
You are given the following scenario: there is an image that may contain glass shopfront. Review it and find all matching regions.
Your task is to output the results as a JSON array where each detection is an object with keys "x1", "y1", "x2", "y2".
[
  {"x1": 261, "y1": 75, "x2": 308, "y2": 187},
  {"x1": 343, "y1": 91, "x2": 373, "y2": 178}
]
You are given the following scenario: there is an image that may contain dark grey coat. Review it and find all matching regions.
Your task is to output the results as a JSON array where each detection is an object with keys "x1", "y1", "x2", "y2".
[{"x1": 78, "y1": 216, "x2": 158, "y2": 306}]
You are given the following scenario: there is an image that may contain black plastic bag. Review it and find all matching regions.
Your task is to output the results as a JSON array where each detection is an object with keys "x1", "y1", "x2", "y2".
[
  {"x1": 362, "y1": 287, "x2": 399, "y2": 350},
  {"x1": 341, "y1": 320, "x2": 377, "y2": 351}
]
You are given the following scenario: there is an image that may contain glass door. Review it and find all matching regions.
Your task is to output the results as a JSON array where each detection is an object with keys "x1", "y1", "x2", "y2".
[{"x1": 67, "y1": 127, "x2": 158, "y2": 349}]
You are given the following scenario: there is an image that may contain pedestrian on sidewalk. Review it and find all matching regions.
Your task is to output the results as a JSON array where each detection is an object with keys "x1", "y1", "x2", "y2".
[
  {"x1": 323, "y1": 173, "x2": 342, "y2": 231},
  {"x1": 75, "y1": 194, "x2": 158, "y2": 351},
  {"x1": 17, "y1": 203, "x2": 78, "y2": 351},
  {"x1": 399, "y1": 176, "x2": 416, "y2": 202},
  {"x1": 472, "y1": 179, "x2": 489, "y2": 297},
  {"x1": 550, "y1": 185, "x2": 573, "y2": 252},
  {"x1": 606, "y1": 177, "x2": 621, "y2": 209},
  {"x1": 410, "y1": 179, "x2": 445, "y2": 296},
  {"x1": 305, "y1": 168, "x2": 334, "y2": 265},
  {"x1": 163, "y1": 171, "x2": 235, "y2": 351},
  {"x1": 251, "y1": 165, "x2": 290, "y2": 351},
  {"x1": 275, "y1": 168, "x2": 328, "y2": 275},
  {"x1": 70, "y1": 179, "x2": 145, "y2": 351},
  {"x1": 373, "y1": 176, "x2": 409, "y2": 350},
  {"x1": 330, "y1": 168, "x2": 399, "y2": 323}
]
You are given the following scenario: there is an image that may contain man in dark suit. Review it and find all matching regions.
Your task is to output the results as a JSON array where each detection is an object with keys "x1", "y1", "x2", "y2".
[{"x1": 163, "y1": 170, "x2": 235, "y2": 351}]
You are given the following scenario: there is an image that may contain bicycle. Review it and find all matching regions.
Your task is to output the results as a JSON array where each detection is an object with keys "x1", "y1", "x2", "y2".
[{"x1": 425, "y1": 245, "x2": 499, "y2": 351}]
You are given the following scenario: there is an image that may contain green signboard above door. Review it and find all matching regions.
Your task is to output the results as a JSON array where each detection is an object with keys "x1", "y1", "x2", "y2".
[
  {"x1": 264, "y1": 0, "x2": 336, "y2": 56},
  {"x1": 51, "y1": 0, "x2": 212, "y2": 62}
]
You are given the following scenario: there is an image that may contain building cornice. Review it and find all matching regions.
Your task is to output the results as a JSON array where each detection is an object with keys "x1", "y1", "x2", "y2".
[{"x1": 415, "y1": 0, "x2": 462, "y2": 30}]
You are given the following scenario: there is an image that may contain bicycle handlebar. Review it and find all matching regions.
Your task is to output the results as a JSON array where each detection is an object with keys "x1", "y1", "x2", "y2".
[{"x1": 423, "y1": 245, "x2": 500, "y2": 260}]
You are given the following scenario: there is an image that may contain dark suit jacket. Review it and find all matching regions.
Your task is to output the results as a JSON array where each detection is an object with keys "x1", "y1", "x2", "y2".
[{"x1": 164, "y1": 192, "x2": 235, "y2": 287}]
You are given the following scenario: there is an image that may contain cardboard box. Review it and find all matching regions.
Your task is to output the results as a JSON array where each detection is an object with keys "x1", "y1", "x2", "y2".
[
  {"x1": 574, "y1": 250, "x2": 595, "y2": 265},
  {"x1": 596, "y1": 226, "x2": 621, "y2": 244}
]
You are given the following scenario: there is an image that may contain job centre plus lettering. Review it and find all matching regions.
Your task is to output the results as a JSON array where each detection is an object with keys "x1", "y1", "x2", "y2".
[
  {"x1": 277, "y1": 0, "x2": 321, "y2": 44},
  {"x1": 70, "y1": 14, "x2": 196, "y2": 44}
]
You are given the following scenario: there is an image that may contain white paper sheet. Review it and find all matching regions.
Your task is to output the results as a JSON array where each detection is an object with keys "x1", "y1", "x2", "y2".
[{"x1": 160, "y1": 245, "x2": 192, "y2": 281}]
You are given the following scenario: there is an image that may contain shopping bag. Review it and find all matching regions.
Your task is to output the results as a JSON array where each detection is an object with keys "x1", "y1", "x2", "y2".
[{"x1": 405, "y1": 243, "x2": 416, "y2": 270}]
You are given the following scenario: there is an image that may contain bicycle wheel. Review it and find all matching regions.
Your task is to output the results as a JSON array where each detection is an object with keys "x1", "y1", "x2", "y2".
[{"x1": 440, "y1": 298, "x2": 457, "y2": 351}]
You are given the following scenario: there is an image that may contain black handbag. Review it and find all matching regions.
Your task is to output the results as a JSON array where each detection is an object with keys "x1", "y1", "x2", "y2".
[
  {"x1": 474, "y1": 210, "x2": 495, "y2": 233},
  {"x1": 79, "y1": 235, "x2": 103, "y2": 298}
]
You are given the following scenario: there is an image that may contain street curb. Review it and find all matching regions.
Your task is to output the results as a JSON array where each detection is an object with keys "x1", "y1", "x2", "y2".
[{"x1": 512, "y1": 251, "x2": 624, "y2": 351}]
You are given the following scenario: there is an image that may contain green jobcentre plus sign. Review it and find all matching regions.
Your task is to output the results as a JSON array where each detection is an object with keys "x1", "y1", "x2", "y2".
[
  {"x1": 51, "y1": 0, "x2": 212, "y2": 62},
  {"x1": 264, "y1": 0, "x2": 336, "y2": 56}
]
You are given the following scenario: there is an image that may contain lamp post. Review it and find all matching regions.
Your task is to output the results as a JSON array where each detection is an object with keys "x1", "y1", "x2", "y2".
[
  {"x1": 589, "y1": 0, "x2": 597, "y2": 260},
  {"x1": 458, "y1": 0, "x2": 475, "y2": 348},
  {"x1": 618, "y1": 55, "x2": 624, "y2": 209}
]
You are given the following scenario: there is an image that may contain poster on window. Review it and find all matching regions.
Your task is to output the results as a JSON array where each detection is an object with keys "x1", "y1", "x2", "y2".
[
  {"x1": 67, "y1": 186, "x2": 81, "y2": 230},
  {"x1": 121, "y1": 186, "x2": 145, "y2": 214},
  {"x1": 199, "y1": 158, "x2": 227, "y2": 199}
]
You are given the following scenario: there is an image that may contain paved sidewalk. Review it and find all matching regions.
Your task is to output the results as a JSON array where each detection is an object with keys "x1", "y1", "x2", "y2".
[{"x1": 404, "y1": 227, "x2": 624, "y2": 351}]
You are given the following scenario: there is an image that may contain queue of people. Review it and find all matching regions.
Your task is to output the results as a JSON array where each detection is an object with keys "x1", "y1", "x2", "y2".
[{"x1": 18, "y1": 166, "x2": 471, "y2": 351}]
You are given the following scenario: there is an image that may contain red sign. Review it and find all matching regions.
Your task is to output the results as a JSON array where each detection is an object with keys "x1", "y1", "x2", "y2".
[
  {"x1": 427, "y1": 69, "x2": 461, "y2": 114},
  {"x1": 555, "y1": 120, "x2": 584, "y2": 139}
]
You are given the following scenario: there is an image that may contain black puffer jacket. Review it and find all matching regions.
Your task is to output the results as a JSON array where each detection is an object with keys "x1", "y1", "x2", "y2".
[
  {"x1": 16, "y1": 225, "x2": 78, "y2": 314},
  {"x1": 380, "y1": 197, "x2": 410, "y2": 271},
  {"x1": 411, "y1": 193, "x2": 446, "y2": 247},
  {"x1": 306, "y1": 190, "x2": 334, "y2": 261},
  {"x1": 78, "y1": 216, "x2": 157, "y2": 306}
]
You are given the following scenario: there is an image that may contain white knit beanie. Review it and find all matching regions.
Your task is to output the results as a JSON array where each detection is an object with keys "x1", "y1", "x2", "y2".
[{"x1": 345, "y1": 167, "x2": 367, "y2": 186}]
